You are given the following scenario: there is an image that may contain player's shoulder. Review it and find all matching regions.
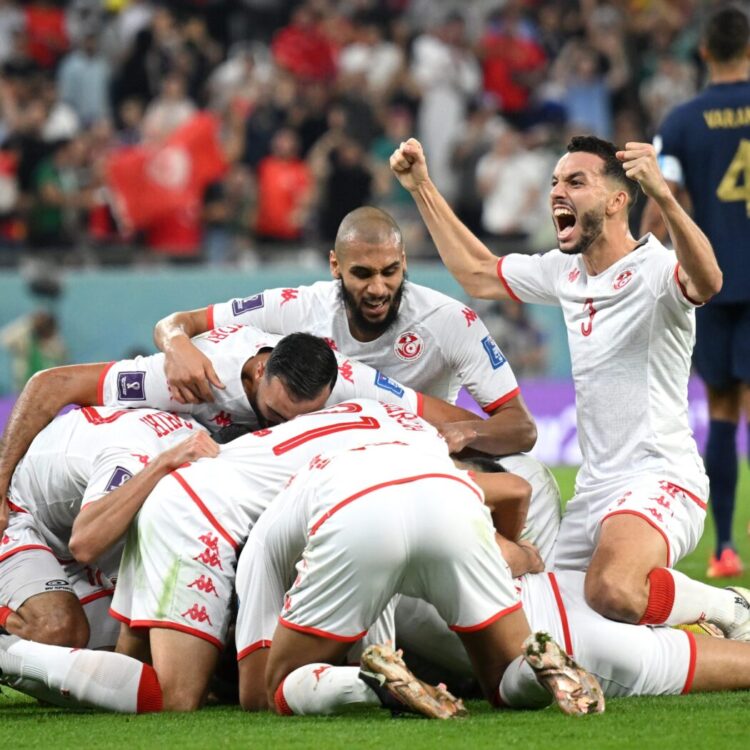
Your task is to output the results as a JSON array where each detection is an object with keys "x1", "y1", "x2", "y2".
[
  {"x1": 631, "y1": 235, "x2": 676, "y2": 276},
  {"x1": 402, "y1": 280, "x2": 473, "y2": 320}
]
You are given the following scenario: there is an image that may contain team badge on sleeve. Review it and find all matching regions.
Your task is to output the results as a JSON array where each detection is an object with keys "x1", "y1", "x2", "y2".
[
  {"x1": 481, "y1": 336, "x2": 507, "y2": 369},
  {"x1": 117, "y1": 371, "x2": 146, "y2": 401},
  {"x1": 231, "y1": 294, "x2": 264, "y2": 316},
  {"x1": 105, "y1": 466, "x2": 134, "y2": 492},
  {"x1": 375, "y1": 371, "x2": 405, "y2": 397},
  {"x1": 394, "y1": 331, "x2": 424, "y2": 361}
]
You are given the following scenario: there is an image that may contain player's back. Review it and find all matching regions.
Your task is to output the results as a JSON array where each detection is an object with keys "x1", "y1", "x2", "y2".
[
  {"x1": 10, "y1": 406, "x2": 202, "y2": 541},
  {"x1": 163, "y1": 398, "x2": 449, "y2": 544}
]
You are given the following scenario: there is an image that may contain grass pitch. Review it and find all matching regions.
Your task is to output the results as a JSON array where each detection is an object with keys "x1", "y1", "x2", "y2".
[{"x1": 3, "y1": 465, "x2": 750, "y2": 749}]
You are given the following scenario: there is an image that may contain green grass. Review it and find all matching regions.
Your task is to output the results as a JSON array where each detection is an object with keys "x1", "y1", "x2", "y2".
[{"x1": 3, "y1": 465, "x2": 750, "y2": 749}]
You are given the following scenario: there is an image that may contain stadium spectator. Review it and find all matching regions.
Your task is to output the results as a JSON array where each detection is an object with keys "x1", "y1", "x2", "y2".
[
  {"x1": 640, "y1": 6, "x2": 750, "y2": 579},
  {"x1": 271, "y1": 3, "x2": 336, "y2": 82},
  {"x1": 141, "y1": 72, "x2": 196, "y2": 142}
]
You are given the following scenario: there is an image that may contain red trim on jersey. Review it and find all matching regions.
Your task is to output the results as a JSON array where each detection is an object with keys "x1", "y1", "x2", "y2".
[
  {"x1": 172, "y1": 470, "x2": 239, "y2": 550},
  {"x1": 136, "y1": 664, "x2": 163, "y2": 714},
  {"x1": 497, "y1": 257, "x2": 522, "y2": 302},
  {"x1": 548, "y1": 572, "x2": 573, "y2": 656},
  {"x1": 482, "y1": 387, "x2": 521, "y2": 414},
  {"x1": 80, "y1": 406, "x2": 129, "y2": 425},
  {"x1": 449, "y1": 601, "x2": 523, "y2": 633},
  {"x1": 309, "y1": 473, "x2": 484, "y2": 536},
  {"x1": 206, "y1": 305, "x2": 215, "y2": 330},
  {"x1": 674, "y1": 264, "x2": 703, "y2": 306},
  {"x1": 274, "y1": 679, "x2": 294, "y2": 716},
  {"x1": 601, "y1": 510, "x2": 672, "y2": 567},
  {"x1": 79, "y1": 589, "x2": 115, "y2": 606},
  {"x1": 0, "y1": 543, "x2": 53, "y2": 563},
  {"x1": 416, "y1": 391, "x2": 424, "y2": 417},
  {"x1": 6, "y1": 499, "x2": 27, "y2": 513},
  {"x1": 681, "y1": 630, "x2": 697, "y2": 694},
  {"x1": 127, "y1": 618, "x2": 223, "y2": 650},
  {"x1": 97, "y1": 362, "x2": 116, "y2": 404},
  {"x1": 278, "y1": 617, "x2": 366, "y2": 643},
  {"x1": 109, "y1": 606, "x2": 130, "y2": 625},
  {"x1": 237, "y1": 639, "x2": 272, "y2": 662}
]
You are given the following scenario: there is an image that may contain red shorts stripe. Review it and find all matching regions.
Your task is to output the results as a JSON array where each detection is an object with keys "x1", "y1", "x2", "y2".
[
  {"x1": 497, "y1": 256, "x2": 522, "y2": 302},
  {"x1": 681, "y1": 630, "x2": 697, "y2": 694},
  {"x1": 310, "y1": 473, "x2": 483, "y2": 536},
  {"x1": 0, "y1": 544, "x2": 53, "y2": 564},
  {"x1": 483, "y1": 387, "x2": 521, "y2": 414},
  {"x1": 127, "y1": 618, "x2": 223, "y2": 650},
  {"x1": 449, "y1": 601, "x2": 523, "y2": 633},
  {"x1": 237, "y1": 640, "x2": 272, "y2": 662},
  {"x1": 171, "y1": 470, "x2": 239, "y2": 550},
  {"x1": 601, "y1": 510, "x2": 672, "y2": 567},
  {"x1": 109, "y1": 606, "x2": 131, "y2": 626},
  {"x1": 97, "y1": 362, "x2": 116, "y2": 404},
  {"x1": 79, "y1": 589, "x2": 115, "y2": 606},
  {"x1": 278, "y1": 617, "x2": 365, "y2": 643},
  {"x1": 664, "y1": 481, "x2": 707, "y2": 511},
  {"x1": 547, "y1": 572, "x2": 573, "y2": 656}
]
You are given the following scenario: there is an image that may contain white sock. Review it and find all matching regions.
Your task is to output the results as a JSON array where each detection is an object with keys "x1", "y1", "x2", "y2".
[
  {"x1": 498, "y1": 655, "x2": 552, "y2": 709},
  {"x1": 4, "y1": 636, "x2": 162, "y2": 713},
  {"x1": 276, "y1": 664, "x2": 379, "y2": 716},
  {"x1": 653, "y1": 569, "x2": 748, "y2": 630}
]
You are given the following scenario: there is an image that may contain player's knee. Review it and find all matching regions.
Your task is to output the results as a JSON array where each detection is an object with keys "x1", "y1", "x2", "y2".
[
  {"x1": 584, "y1": 570, "x2": 643, "y2": 624},
  {"x1": 18, "y1": 604, "x2": 90, "y2": 647},
  {"x1": 240, "y1": 683, "x2": 269, "y2": 712},
  {"x1": 160, "y1": 685, "x2": 203, "y2": 712}
]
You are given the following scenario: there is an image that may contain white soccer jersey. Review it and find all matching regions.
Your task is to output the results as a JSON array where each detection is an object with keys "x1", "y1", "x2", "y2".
[
  {"x1": 209, "y1": 280, "x2": 519, "y2": 412},
  {"x1": 112, "y1": 399, "x2": 450, "y2": 645},
  {"x1": 498, "y1": 236, "x2": 707, "y2": 494},
  {"x1": 7, "y1": 406, "x2": 204, "y2": 556},
  {"x1": 99, "y1": 324, "x2": 419, "y2": 433}
]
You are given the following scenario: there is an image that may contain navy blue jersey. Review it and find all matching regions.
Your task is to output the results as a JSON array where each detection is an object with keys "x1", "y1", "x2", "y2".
[{"x1": 655, "y1": 81, "x2": 750, "y2": 302}]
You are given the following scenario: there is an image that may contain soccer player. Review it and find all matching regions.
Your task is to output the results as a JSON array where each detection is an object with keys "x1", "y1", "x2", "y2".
[
  {"x1": 233, "y1": 439, "x2": 603, "y2": 718},
  {"x1": 387, "y1": 136, "x2": 750, "y2": 638},
  {"x1": 0, "y1": 405, "x2": 215, "y2": 655},
  {"x1": 152, "y1": 206, "x2": 537, "y2": 457},
  {"x1": 640, "y1": 6, "x2": 750, "y2": 578}
]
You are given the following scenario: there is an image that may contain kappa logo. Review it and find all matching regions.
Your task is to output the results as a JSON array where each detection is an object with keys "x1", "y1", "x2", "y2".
[
  {"x1": 462, "y1": 307, "x2": 478, "y2": 327},
  {"x1": 481, "y1": 335, "x2": 506, "y2": 370},
  {"x1": 117, "y1": 371, "x2": 146, "y2": 401},
  {"x1": 338, "y1": 360, "x2": 354, "y2": 383},
  {"x1": 280, "y1": 288, "x2": 299, "y2": 305},
  {"x1": 394, "y1": 331, "x2": 424, "y2": 361},
  {"x1": 105, "y1": 466, "x2": 134, "y2": 492},
  {"x1": 232, "y1": 294, "x2": 264, "y2": 316},
  {"x1": 614, "y1": 269, "x2": 634, "y2": 290},
  {"x1": 568, "y1": 268, "x2": 581, "y2": 283},
  {"x1": 323, "y1": 337, "x2": 338, "y2": 351},
  {"x1": 375, "y1": 370, "x2": 404, "y2": 398}
]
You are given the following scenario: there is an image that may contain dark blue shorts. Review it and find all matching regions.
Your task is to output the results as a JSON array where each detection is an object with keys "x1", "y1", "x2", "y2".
[{"x1": 693, "y1": 302, "x2": 750, "y2": 389}]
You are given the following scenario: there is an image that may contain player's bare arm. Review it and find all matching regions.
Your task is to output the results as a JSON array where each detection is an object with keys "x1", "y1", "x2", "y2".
[
  {"x1": 618, "y1": 142, "x2": 722, "y2": 302},
  {"x1": 153, "y1": 307, "x2": 225, "y2": 405},
  {"x1": 69, "y1": 431, "x2": 220, "y2": 565},
  {"x1": 496, "y1": 535, "x2": 544, "y2": 577},
  {"x1": 471, "y1": 469, "x2": 532, "y2": 542},
  {"x1": 390, "y1": 138, "x2": 508, "y2": 300},
  {"x1": 638, "y1": 178, "x2": 687, "y2": 243},
  {"x1": 0, "y1": 363, "x2": 104, "y2": 533}
]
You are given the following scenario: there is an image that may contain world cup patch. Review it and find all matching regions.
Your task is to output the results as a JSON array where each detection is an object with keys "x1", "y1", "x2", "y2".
[
  {"x1": 482, "y1": 335, "x2": 506, "y2": 369},
  {"x1": 232, "y1": 294, "x2": 264, "y2": 316},
  {"x1": 105, "y1": 466, "x2": 134, "y2": 492},
  {"x1": 375, "y1": 370, "x2": 405, "y2": 397},
  {"x1": 394, "y1": 331, "x2": 424, "y2": 361},
  {"x1": 117, "y1": 371, "x2": 146, "y2": 401}
]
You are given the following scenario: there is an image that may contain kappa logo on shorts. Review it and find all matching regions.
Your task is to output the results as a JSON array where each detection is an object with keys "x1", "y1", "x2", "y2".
[
  {"x1": 394, "y1": 331, "x2": 424, "y2": 361},
  {"x1": 231, "y1": 294, "x2": 264, "y2": 316},
  {"x1": 614, "y1": 269, "x2": 634, "y2": 290},
  {"x1": 375, "y1": 370, "x2": 404, "y2": 397},
  {"x1": 481, "y1": 335, "x2": 507, "y2": 369},
  {"x1": 117, "y1": 371, "x2": 146, "y2": 401},
  {"x1": 105, "y1": 466, "x2": 134, "y2": 492}
]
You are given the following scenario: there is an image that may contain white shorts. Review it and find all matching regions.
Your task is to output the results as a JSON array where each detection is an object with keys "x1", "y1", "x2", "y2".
[
  {"x1": 396, "y1": 571, "x2": 695, "y2": 697},
  {"x1": 551, "y1": 474, "x2": 706, "y2": 570},
  {"x1": 280, "y1": 470, "x2": 520, "y2": 641},
  {"x1": 111, "y1": 473, "x2": 240, "y2": 649},
  {"x1": 0, "y1": 508, "x2": 119, "y2": 648}
]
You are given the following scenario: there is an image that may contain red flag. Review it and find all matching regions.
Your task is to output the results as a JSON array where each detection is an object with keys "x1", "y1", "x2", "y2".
[{"x1": 105, "y1": 112, "x2": 228, "y2": 231}]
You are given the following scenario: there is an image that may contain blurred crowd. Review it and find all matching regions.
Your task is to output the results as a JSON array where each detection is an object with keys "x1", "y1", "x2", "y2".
[{"x1": 0, "y1": 0, "x2": 710, "y2": 267}]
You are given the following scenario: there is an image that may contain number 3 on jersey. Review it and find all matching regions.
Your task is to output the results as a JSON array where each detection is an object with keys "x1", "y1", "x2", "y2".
[
  {"x1": 581, "y1": 298, "x2": 596, "y2": 337},
  {"x1": 716, "y1": 139, "x2": 750, "y2": 216}
]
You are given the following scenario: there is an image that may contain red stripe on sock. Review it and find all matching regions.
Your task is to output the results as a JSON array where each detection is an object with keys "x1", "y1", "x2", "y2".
[
  {"x1": 0, "y1": 606, "x2": 13, "y2": 628},
  {"x1": 639, "y1": 568, "x2": 675, "y2": 625},
  {"x1": 136, "y1": 664, "x2": 163, "y2": 714},
  {"x1": 274, "y1": 679, "x2": 294, "y2": 716}
]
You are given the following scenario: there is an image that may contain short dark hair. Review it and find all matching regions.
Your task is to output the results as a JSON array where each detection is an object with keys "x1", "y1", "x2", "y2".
[
  {"x1": 567, "y1": 135, "x2": 639, "y2": 209},
  {"x1": 265, "y1": 333, "x2": 338, "y2": 401},
  {"x1": 704, "y1": 6, "x2": 750, "y2": 62}
]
